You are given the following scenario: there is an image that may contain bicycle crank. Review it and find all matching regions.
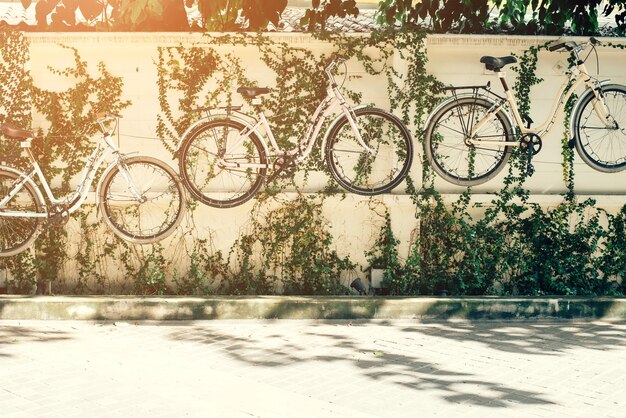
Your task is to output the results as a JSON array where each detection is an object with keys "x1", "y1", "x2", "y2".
[
  {"x1": 268, "y1": 156, "x2": 298, "y2": 183},
  {"x1": 521, "y1": 134, "x2": 542, "y2": 177},
  {"x1": 47, "y1": 205, "x2": 71, "y2": 227},
  {"x1": 520, "y1": 133, "x2": 542, "y2": 155}
]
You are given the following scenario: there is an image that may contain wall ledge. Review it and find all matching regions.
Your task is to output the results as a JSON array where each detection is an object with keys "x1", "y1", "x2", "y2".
[{"x1": 23, "y1": 32, "x2": 626, "y2": 48}]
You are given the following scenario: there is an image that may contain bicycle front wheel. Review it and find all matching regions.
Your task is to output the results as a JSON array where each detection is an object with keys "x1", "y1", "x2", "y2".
[
  {"x1": 0, "y1": 169, "x2": 43, "y2": 257},
  {"x1": 178, "y1": 119, "x2": 267, "y2": 208},
  {"x1": 325, "y1": 108, "x2": 413, "y2": 195},
  {"x1": 573, "y1": 84, "x2": 626, "y2": 172},
  {"x1": 99, "y1": 157, "x2": 185, "y2": 244},
  {"x1": 424, "y1": 97, "x2": 514, "y2": 186}
]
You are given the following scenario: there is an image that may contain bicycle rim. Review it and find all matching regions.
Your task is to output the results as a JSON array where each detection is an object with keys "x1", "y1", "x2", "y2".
[
  {"x1": 326, "y1": 108, "x2": 413, "y2": 195},
  {"x1": 575, "y1": 87, "x2": 626, "y2": 172},
  {"x1": 180, "y1": 120, "x2": 267, "y2": 208},
  {"x1": 426, "y1": 99, "x2": 513, "y2": 185},
  {"x1": 0, "y1": 170, "x2": 42, "y2": 257},
  {"x1": 101, "y1": 158, "x2": 185, "y2": 243}
]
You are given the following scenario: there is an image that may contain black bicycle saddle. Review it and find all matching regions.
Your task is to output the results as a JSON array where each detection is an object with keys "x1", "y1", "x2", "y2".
[
  {"x1": 480, "y1": 56, "x2": 517, "y2": 72},
  {"x1": 237, "y1": 87, "x2": 272, "y2": 99}
]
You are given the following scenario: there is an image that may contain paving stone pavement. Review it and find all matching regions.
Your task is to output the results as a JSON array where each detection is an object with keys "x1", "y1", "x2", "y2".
[{"x1": 1, "y1": 320, "x2": 625, "y2": 417}]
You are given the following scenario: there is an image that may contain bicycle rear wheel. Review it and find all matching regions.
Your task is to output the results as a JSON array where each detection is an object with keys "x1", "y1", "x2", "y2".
[
  {"x1": 99, "y1": 157, "x2": 185, "y2": 244},
  {"x1": 325, "y1": 108, "x2": 413, "y2": 195},
  {"x1": 573, "y1": 84, "x2": 626, "y2": 172},
  {"x1": 178, "y1": 119, "x2": 267, "y2": 208},
  {"x1": 424, "y1": 97, "x2": 514, "y2": 186},
  {"x1": 0, "y1": 169, "x2": 43, "y2": 257}
]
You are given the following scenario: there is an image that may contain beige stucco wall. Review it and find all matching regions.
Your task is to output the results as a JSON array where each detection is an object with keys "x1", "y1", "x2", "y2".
[{"x1": 14, "y1": 33, "x2": 626, "y2": 288}]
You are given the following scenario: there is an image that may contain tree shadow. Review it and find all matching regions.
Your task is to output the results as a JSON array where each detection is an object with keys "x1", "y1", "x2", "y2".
[
  {"x1": 168, "y1": 322, "x2": 557, "y2": 408},
  {"x1": 400, "y1": 321, "x2": 626, "y2": 356},
  {"x1": 0, "y1": 324, "x2": 70, "y2": 358}
]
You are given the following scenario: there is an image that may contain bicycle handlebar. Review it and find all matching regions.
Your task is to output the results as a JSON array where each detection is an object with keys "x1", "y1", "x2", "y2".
[
  {"x1": 96, "y1": 113, "x2": 121, "y2": 124},
  {"x1": 95, "y1": 113, "x2": 121, "y2": 135},
  {"x1": 548, "y1": 42, "x2": 572, "y2": 52},
  {"x1": 548, "y1": 37, "x2": 601, "y2": 53},
  {"x1": 325, "y1": 54, "x2": 348, "y2": 82}
]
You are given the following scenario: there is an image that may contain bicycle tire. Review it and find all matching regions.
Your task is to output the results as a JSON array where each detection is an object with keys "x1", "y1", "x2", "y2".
[
  {"x1": 178, "y1": 119, "x2": 267, "y2": 208},
  {"x1": 424, "y1": 97, "x2": 515, "y2": 186},
  {"x1": 573, "y1": 84, "x2": 626, "y2": 172},
  {"x1": 0, "y1": 169, "x2": 43, "y2": 257},
  {"x1": 325, "y1": 107, "x2": 413, "y2": 195},
  {"x1": 99, "y1": 157, "x2": 185, "y2": 244}
]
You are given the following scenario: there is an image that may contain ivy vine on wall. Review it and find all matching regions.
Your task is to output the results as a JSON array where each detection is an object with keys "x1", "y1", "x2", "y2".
[{"x1": 1, "y1": 28, "x2": 624, "y2": 296}]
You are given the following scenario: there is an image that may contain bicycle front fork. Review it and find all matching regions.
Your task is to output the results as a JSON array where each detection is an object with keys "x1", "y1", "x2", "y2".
[
  {"x1": 592, "y1": 86, "x2": 619, "y2": 129},
  {"x1": 116, "y1": 157, "x2": 145, "y2": 202}
]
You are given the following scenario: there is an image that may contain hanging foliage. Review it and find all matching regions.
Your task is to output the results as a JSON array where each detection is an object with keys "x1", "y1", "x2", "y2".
[
  {"x1": 301, "y1": 0, "x2": 359, "y2": 31},
  {"x1": 376, "y1": 0, "x2": 626, "y2": 35}
]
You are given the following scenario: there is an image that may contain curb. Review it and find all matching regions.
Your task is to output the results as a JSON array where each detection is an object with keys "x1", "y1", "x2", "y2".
[{"x1": 1, "y1": 296, "x2": 626, "y2": 321}]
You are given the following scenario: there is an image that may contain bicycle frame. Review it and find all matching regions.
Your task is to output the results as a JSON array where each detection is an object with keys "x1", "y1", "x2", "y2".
[
  {"x1": 0, "y1": 129, "x2": 141, "y2": 219},
  {"x1": 214, "y1": 61, "x2": 374, "y2": 172},
  {"x1": 467, "y1": 46, "x2": 615, "y2": 147}
]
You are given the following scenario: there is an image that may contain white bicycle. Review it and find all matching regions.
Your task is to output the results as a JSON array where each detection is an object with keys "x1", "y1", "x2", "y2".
[
  {"x1": 177, "y1": 56, "x2": 413, "y2": 208},
  {"x1": 0, "y1": 114, "x2": 186, "y2": 257},
  {"x1": 424, "y1": 37, "x2": 626, "y2": 185}
]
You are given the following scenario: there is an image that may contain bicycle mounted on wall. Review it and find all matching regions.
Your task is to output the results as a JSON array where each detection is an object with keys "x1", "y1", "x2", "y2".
[
  {"x1": 176, "y1": 55, "x2": 414, "y2": 208},
  {"x1": 0, "y1": 114, "x2": 186, "y2": 257},
  {"x1": 424, "y1": 37, "x2": 626, "y2": 186}
]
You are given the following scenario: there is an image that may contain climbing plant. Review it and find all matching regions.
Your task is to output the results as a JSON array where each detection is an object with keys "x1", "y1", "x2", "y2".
[
  {"x1": 301, "y1": 0, "x2": 359, "y2": 31},
  {"x1": 1, "y1": 27, "x2": 624, "y2": 296},
  {"x1": 364, "y1": 38, "x2": 625, "y2": 297},
  {"x1": 221, "y1": 196, "x2": 354, "y2": 295},
  {"x1": 0, "y1": 31, "x2": 31, "y2": 168}
]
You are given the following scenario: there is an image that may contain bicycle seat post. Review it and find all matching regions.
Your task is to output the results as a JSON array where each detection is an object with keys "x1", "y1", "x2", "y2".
[
  {"x1": 497, "y1": 71, "x2": 510, "y2": 92},
  {"x1": 251, "y1": 97, "x2": 264, "y2": 119},
  {"x1": 20, "y1": 138, "x2": 37, "y2": 165}
]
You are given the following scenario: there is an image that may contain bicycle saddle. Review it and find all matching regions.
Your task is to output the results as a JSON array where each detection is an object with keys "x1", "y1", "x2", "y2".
[
  {"x1": 237, "y1": 87, "x2": 272, "y2": 99},
  {"x1": 0, "y1": 123, "x2": 34, "y2": 141},
  {"x1": 480, "y1": 56, "x2": 517, "y2": 72}
]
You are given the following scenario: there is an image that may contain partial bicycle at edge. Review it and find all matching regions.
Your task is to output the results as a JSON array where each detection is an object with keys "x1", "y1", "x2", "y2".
[
  {"x1": 0, "y1": 114, "x2": 186, "y2": 257},
  {"x1": 424, "y1": 37, "x2": 626, "y2": 186}
]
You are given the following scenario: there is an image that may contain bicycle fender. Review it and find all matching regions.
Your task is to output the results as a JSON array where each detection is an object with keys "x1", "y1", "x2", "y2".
[
  {"x1": 424, "y1": 93, "x2": 515, "y2": 131},
  {"x1": 569, "y1": 79, "x2": 613, "y2": 137},
  {"x1": 175, "y1": 116, "x2": 220, "y2": 152},
  {"x1": 0, "y1": 165, "x2": 46, "y2": 209},
  {"x1": 176, "y1": 115, "x2": 271, "y2": 159},
  {"x1": 320, "y1": 104, "x2": 369, "y2": 154}
]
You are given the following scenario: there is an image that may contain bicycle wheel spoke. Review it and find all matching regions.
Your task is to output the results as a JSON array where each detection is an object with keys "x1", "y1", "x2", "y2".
[
  {"x1": 326, "y1": 108, "x2": 412, "y2": 195},
  {"x1": 426, "y1": 98, "x2": 512, "y2": 185},
  {"x1": 437, "y1": 122, "x2": 471, "y2": 137},
  {"x1": 102, "y1": 159, "x2": 184, "y2": 243},
  {"x1": 179, "y1": 120, "x2": 267, "y2": 208},
  {"x1": 0, "y1": 171, "x2": 41, "y2": 256},
  {"x1": 576, "y1": 88, "x2": 626, "y2": 171}
]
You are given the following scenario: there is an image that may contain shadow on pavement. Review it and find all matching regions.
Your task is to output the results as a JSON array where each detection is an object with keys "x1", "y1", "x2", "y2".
[
  {"x1": 400, "y1": 321, "x2": 626, "y2": 356},
  {"x1": 0, "y1": 325, "x2": 70, "y2": 358},
  {"x1": 168, "y1": 321, "x2": 559, "y2": 408}
]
